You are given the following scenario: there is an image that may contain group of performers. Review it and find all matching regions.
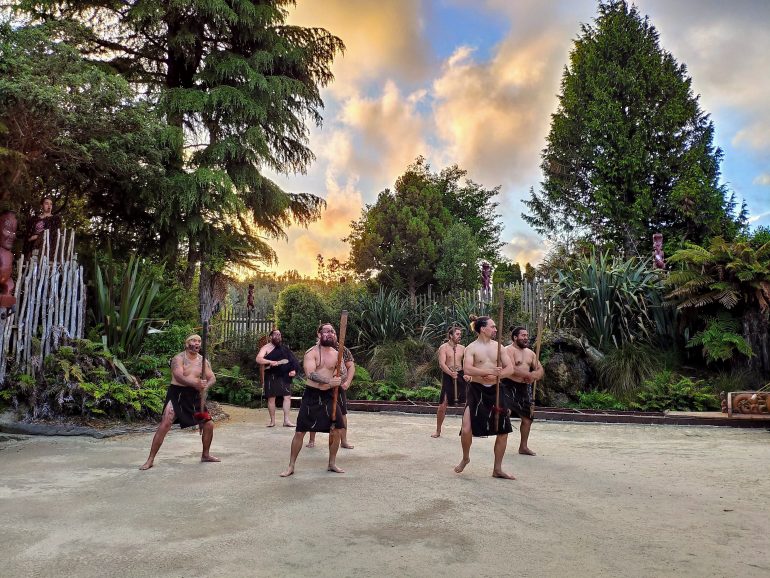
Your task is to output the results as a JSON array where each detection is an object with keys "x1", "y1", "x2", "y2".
[{"x1": 138, "y1": 314, "x2": 544, "y2": 481}]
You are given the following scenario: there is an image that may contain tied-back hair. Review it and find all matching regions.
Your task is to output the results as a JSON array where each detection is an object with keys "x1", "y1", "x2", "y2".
[
  {"x1": 469, "y1": 315, "x2": 490, "y2": 334},
  {"x1": 446, "y1": 325, "x2": 461, "y2": 340},
  {"x1": 510, "y1": 326, "x2": 527, "y2": 339}
]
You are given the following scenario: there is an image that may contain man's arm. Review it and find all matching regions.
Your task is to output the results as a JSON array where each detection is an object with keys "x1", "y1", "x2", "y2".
[
  {"x1": 303, "y1": 348, "x2": 334, "y2": 390},
  {"x1": 256, "y1": 345, "x2": 276, "y2": 367},
  {"x1": 437, "y1": 344, "x2": 453, "y2": 376},
  {"x1": 529, "y1": 350, "x2": 545, "y2": 381},
  {"x1": 462, "y1": 345, "x2": 487, "y2": 377},
  {"x1": 500, "y1": 348, "x2": 514, "y2": 379},
  {"x1": 341, "y1": 359, "x2": 355, "y2": 390}
]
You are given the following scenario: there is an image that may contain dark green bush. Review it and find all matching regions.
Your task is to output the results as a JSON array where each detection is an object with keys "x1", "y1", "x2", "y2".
[
  {"x1": 633, "y1": 371, "x2": 720, "y2": 412},
  {"x1": 142, "y1": 323, "x2": 196, "y2": 358},
  {"x1": 274, "y1": 284, "x2": 330, "y2": 350},
  {"x1": 570, "y1": 390, "x2": 628, "y2": 410}
]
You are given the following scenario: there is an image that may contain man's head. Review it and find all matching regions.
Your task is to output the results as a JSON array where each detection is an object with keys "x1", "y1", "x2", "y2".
[
  {"x1": 185, "y1": 333, "x2": 202, "y2": 353},
  {"x1": 511, "y1": 326, "x2": 529, "y2": 348},
  {"x1": 471, "y1": 315, "x2": 497, "y2": 339},
  {"x1": 317, "y1": 323, "x2": 336, "y2": 347},
  {"x1": 447, "y1": 326, "x2": 462, "y2": 344},
  {"x1": 40, "y1": 196, "x2": 53, "y2": 215},
  {"x1": 0, "y1": 211, "x2": 17, "y2": 251},
  {"x1": 269, "y1": 328, "x2": 282, "y2": 345}
]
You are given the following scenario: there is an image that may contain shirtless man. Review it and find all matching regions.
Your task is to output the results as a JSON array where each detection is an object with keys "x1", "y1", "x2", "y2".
[
  {"x1": 454, "y1": 316, "x2": 516, "y2": 480},
  {"x1": 139, "y1": 334, "x2": 220, "y2": 470},
  {"x1": 432, "y1": 326, "x2": 471, "y2": 438},
  {"x1": 503, "y1": 326, "x2": 544, "y2": 456},
  {"x1": 280, "y1": 323, "x2": 354, "y2": 477},
  {"x1": 306, "y1": 336, "x2": 354, "y2": 449}
]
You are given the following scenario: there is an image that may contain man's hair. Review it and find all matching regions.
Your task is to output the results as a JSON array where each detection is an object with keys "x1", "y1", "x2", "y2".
[
  {"x1": 511, "y1": 326, "x2": 527, "y2": 339},
  {"x1": 40, "y1": 196, "x2": 53, "y2": 206},
  {"x1": 185, "y1": 333, "x2": 201, "y2": 344},
  {"x1": 469, "y1": 315, "x2": 490, "y2": 333},
  {"x1": 447, "y1": 325, "x2": 461, "y2": 339},
  {"x1": 317, "y1": 322, "x2": 334, "y2": 334},
  {"x1": 269, "y1": 328, "x2": 280, "y2": 337}
]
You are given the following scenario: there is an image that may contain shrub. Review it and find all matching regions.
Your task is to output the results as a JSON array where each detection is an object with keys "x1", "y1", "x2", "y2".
[
  {"x1": 274, "y1": 284, "x2": 329, "y2": 351},
  {"x1": 209, "y1": 365, "x2": 259, "y2": 407},
  {"x1": 570, "y1": 390, "x2": 628, "y2": 410},
  {"x1": 4, "y1": 339, "x2": 164, "y2": 420},
  {"x1": 598, "y1": 342, "x2": 658, "y2": 396},
  {"x1": 633, "y1": 371, "x2": 720, "y2": 412},
  {"x1": 686, "y1": 313, "x2": 753, "y2": 364},
  {"x1": 142, "y1": 322, "x2": 196, "y2": 359}
]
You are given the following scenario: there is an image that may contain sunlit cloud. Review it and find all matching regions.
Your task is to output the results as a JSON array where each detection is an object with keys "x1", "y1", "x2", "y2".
[
  {"x1": 502, "y1": 234, "x2": 545, "y2": 267},
  {"x1": 753, "y1": 173, "x2": 770, "y2": 186}
]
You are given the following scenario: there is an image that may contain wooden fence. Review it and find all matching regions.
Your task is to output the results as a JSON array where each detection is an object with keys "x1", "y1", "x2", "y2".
[
  {"x1": 418, "y1": 280, "x2": 552, "y2": 330},
  {"x1": 217, "y1": 306, "x2": 273, "y2": 347},
  {"x1": 0, "y1": 229, "x2": 85, "y2": 384}
]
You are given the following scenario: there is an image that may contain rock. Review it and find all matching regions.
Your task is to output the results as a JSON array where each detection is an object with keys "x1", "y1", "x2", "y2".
[{"x1": 540, "y1": 351, "x2": 596, "y2": 405}]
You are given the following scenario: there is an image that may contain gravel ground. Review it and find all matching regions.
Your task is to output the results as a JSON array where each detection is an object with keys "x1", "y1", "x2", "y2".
[{"x1": 2, "y1": 406, "x2": 769, "y2": 578}]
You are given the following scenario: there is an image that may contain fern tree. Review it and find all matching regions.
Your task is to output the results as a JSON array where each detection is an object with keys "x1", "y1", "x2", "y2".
[
  {"x1": 666, "y1": 237, "x2": 770, "y2": 373},
  {"x1": 16, "y1": 0, "x2": 344, "y2": 316}
]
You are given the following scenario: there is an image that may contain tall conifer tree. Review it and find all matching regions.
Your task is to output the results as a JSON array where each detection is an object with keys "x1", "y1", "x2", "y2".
[{"x1": 523, "y1": 0, "x2": 744, "y2": 256}]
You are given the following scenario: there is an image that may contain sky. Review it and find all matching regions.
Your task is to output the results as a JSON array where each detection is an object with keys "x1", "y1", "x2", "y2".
[{"x1": 263, "y1": 0, "x2": 770, "y2": 277}]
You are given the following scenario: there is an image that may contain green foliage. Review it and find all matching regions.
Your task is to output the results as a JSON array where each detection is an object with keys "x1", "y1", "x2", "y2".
[
  {"x1": 435, "y1": 223, "x2": 481, "y2": 293},
  {"x1": 346, "y1": 157, "x2": 503, "y2": 296},
  {"x1": 633, "y1": 371, "x2": 720, "y2": 412},
  {"x1": 355, "y1": 289, "x2": 413, "y2": 354},
  {"x1": 686, "y1": 313, "x2": 753, "y2": 364},
  {"x1": 93, "y1": 254, "x2": 172, "y2": 356},
  {"x1": 553, "y1": 251, "x2": 671, "y2": 352},
  {"x1": 13, "y1": 2, "x2": 344, "y2": 279},
  {"x1": 492, "y1": 261, "x2": 522, "y2": 285},
  {"x1": 3, "y1": 339, "x2": 164, "y2": 420},
  {"x1": 523, "y1": 0, "x2": 744, "y2": 254},
  {"x1": 142, "y1": 323, "x2": 196, "y2": 359},
  {"x1": 570, "y1": 390, "x2": 628, "y2": 410},
  {"x1": 274, "y1": 284, "x2": 329, "y2": 351},
  {"x1": 210, "y1": 365, "x2": 259, "y2": 407},
  {"x1": 598, "y1": 342, "x2": 658, "y2": 396},
  {"x1": 366, "y1": 339, "x2": 437, "y2": 389},
  {"x1": 0, "y1": 22, "x2": 172, "y2": 241}
]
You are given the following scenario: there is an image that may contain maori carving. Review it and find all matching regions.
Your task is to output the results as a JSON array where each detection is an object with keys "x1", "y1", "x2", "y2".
[{"x1": 721, "y1": 390, "x2": 770, "y2": 417}]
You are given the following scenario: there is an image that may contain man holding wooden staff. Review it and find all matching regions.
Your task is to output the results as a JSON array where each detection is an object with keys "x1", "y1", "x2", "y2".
[
  {"x1": 432, "y1": 325, "x2": 471, "y2": 438},
  {"x1": 502, "y1": 326, "x2": 544, "y2": 456},
  {"x1": 454, "y1": 315, "x2": 516, "y2": 480},
  {"x1": 280, "y1": 320, "x2": 354, "y2": 477},
  {"x1": 139, "y1": 334, "x2": 220, "y2": 470}
]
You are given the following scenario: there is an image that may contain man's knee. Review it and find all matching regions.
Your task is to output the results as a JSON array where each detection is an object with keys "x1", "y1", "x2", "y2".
[{"x1": 203, "y1": 420, "x2": 214, "y2": 433}]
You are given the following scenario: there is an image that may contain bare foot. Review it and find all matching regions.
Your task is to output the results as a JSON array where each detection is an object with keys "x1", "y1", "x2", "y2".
[
  {"x1": 283, "y1": 422, "x2": 295, "y2": 428},
  {"x1": 305, "y1": 441, "x2": 315, "y2": 448},
  {"x1": 492, "y1": 469, "x2": 516, "y2": 480},
  {"x1": 201, "y1": 455, "x2": 221, "y2": 463},
  {"x1": 279, "y1": 465, "x2": 295, "y2": 477},
  {"x1": 454, "y1": 458, "x2": 470, "y2": 473},
  {"x1": 431, "y1": 432, "x2": 441, "y2": 438},
  {"x1": 519, "y1": 447, "x2": 536, "y2": 456},
  {"x1": 266, "y1": 423, "x2": 276, "y2": 428},
  {"x1": 341, "y1": 443, "x2": 355, "y2": 449},
  {"x1": 139, "y1": 460, "x2": 154, "y2": 471},
  {"x1": 327, "y1": 464, "x2": 345, "y2": 473}
]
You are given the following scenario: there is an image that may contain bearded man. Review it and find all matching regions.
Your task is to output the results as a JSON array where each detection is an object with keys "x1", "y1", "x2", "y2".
[{"x1": 256, "y1": 329, "x2": 300, "y2": 427}]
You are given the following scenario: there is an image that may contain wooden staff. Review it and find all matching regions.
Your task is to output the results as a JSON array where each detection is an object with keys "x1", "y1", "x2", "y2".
[
  {"x1": 197, "y1": 320, "x2": 209, "y2": 435},
  {"x1": 530, "y1": 315, "x2": 544, "y2": 419},
  {"x1": 330, "y1": 310, "x2": 348, "y2": 429},
  {"x1": 452, "y1": 342, "x2": 459, "y2": 404},
  {"x1": 494, "y1": 290, "x2": 504, "y2": 432}
]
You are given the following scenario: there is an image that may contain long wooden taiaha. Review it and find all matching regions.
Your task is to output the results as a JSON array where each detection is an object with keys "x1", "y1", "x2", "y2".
[
  {"x1": 330, "y1": 310, "x2": 349, "y2": 429},
  {"x1": 494, "y1": 290, "x2": 504, "y2": 432},
  {"x1": 530, "y1": 315, "x2": 544, "y2": 419}
]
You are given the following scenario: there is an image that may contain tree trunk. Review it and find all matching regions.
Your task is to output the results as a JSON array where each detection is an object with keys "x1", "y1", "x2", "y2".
[
  {"x1": 743, "y1": 308, "x2": 770, "y2": 376},
  {"x1": 183, "y1": 242, "x2": 198, "y2": 291}
]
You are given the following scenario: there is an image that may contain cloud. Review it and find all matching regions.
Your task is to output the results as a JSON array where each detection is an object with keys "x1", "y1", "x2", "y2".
[
  {"x1": 502, "y1": 233, "x2": 545, "y2": 267},
  {"x1": 287, "y1": 0, "x2": 433, "y2": 97},
  {"x1": 753, "y1": 173, "x2": 770, "y2": 186},
  {"x1": 748, "y1": 210, "x2": 770, "y2": 224},
  {"x1": 338, "y1": 80, "x2": 432, "y2": 185},
  {"x1": 269, "y1": 173, "x2": 363, "y2": 275}
]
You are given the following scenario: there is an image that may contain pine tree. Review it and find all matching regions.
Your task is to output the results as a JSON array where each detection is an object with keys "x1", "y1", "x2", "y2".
[
  {"x1": 17, "y1": 0, "x2": 344, "y2": 314},
  {"x1": 523, "y1": 0, "x2": 743, "y2": 256}
]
